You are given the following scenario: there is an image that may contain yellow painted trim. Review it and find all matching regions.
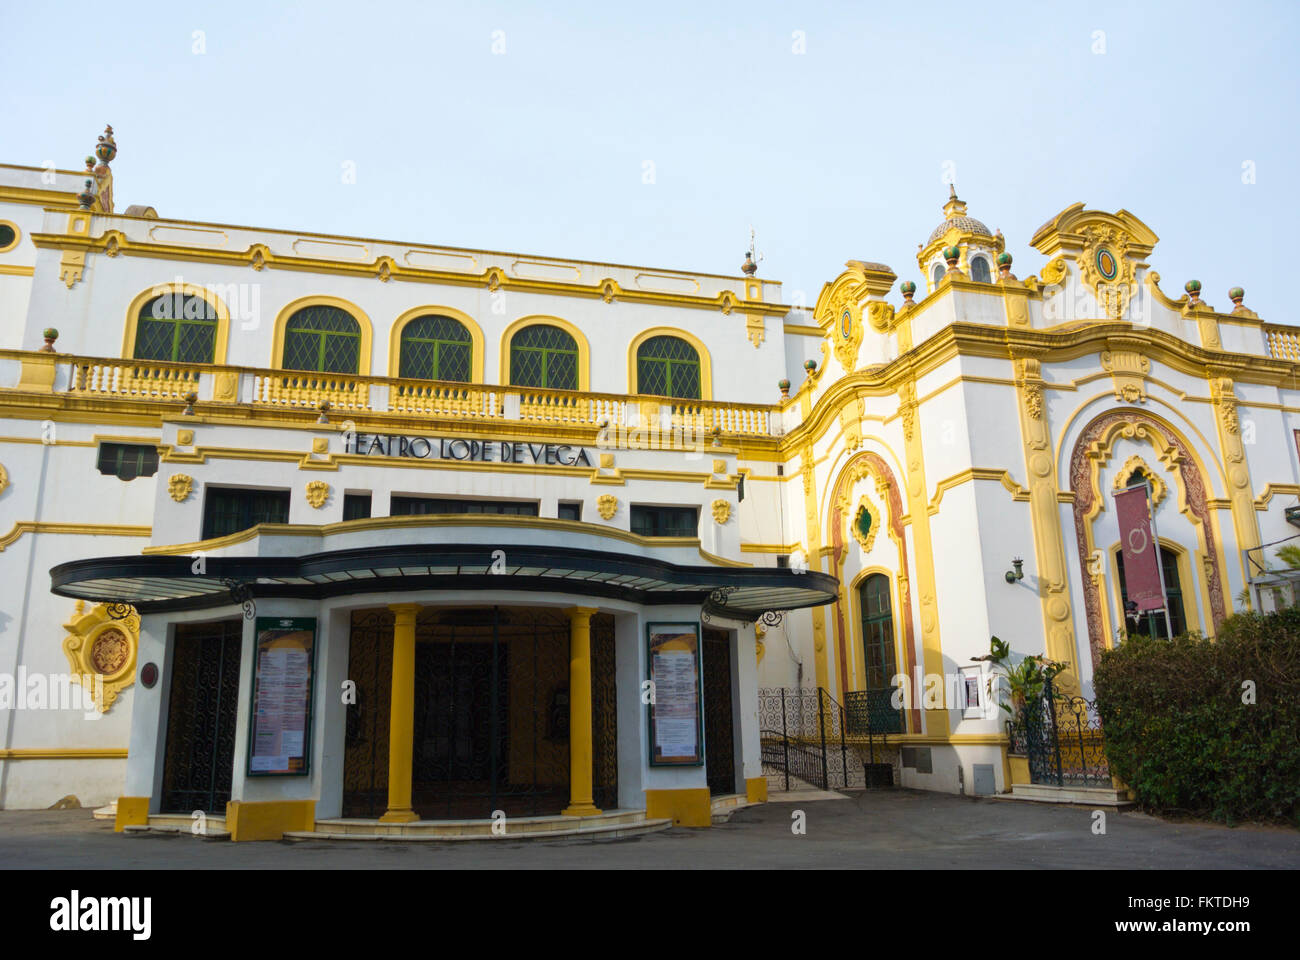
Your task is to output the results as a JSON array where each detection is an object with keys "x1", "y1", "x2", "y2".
[
  {"x1": 0, "y1": 264, "x2": 34, "y2": 277},
  {"x1": 927, "y1": 468, "x2": 1030, "y2": 514},
  {"x1": 225, "y1": 799, "x2": 316, "y2": 842},
  {"x1": 782, "y1": 324, "x2": 824, "y2": 337},
  {"x1": 0, "y1": 521, "x2": 152, "y2": 552},
  {"x1": 740, "y1": 543, "x2": 800, "y2": 554},
  {"x1": 627, "y1": 326, "x2": 713, "y2": 400},
  {"x1": 644, "y1": 788, "x2": 712, "y2": 827},
  {"x1": 114, "y1": 796, "x2": 150, "y2": 832},
  {"x1": 1255, "y1": 484, "x2": 1300, "y2": 510},
  {"x1": 745, "y1": 776, "x2": 768, "y2": 802},
  {"x1": 387, "y1": 304, "x2": 485, "y2": 383},
  {"x1": 271, "y1": 295, "x2": 373, "y2": 375},
  {"x1": 0, "y1": 748, "x2": 128, "y2": 760},
  {"x1": 122, "y1": 281, "x2": 232, "y2": 365},
  {"x1": 499, "y1": 315, "x2": 591, "y2": 391}
]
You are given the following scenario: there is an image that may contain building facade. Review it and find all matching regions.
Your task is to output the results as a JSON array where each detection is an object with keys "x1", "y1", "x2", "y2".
[{"x1": 0, "y1": 129, "x2": 1297, "y2": 834}]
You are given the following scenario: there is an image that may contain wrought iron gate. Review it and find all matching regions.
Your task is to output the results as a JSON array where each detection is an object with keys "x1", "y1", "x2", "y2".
[
  {"x1": 160, "y1": 619, "x2": 243, "y2": 814},
  {"x1": 702, "y1": 629, "x2": 736, "y2": 795},
  {"x1": 343, "y1": 607, "x2": 618, "y2": 819},
  {"x1": 342, "y1": 610, "x2": 392, "y2": 818},
  {"x1": 759, "y1": 686, "x2": 902, "y2": 791},
  {"x1": 1007, "y1": 677, "x2": 1111, "y2": 787},
  {"x1": 591, "y1": 613, "x2": 619, "y2": 810}
]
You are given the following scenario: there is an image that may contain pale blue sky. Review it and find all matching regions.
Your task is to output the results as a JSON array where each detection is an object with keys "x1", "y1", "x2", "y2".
[{"x1": 1, "y1": 1, "x2": 1294, "y2": 319}]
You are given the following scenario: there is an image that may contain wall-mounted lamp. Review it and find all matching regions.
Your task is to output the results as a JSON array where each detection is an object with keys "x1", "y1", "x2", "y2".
[{"x1": 1004, "y1": 558, "x2": 1024, "y2": 583}]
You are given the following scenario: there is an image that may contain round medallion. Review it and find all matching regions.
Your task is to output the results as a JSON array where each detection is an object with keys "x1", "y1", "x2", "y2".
[
  {"x1": 140, "y1": 663, "x2": 158, "y2": 689},
  {"x1": 90, "y1": 628, "x2": 130, "y2": 675},
  {"x1": 840, "y1": 308, "x2": 852, "y2": 340},
  {"x1": 1096, "y1": 247, "x2": 1118, "y2": 281}
]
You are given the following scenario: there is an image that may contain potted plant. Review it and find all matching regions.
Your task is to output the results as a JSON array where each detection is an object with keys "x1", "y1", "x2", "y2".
[{"x1": 973, "y1": 636, "x2": 1068, "y2": 784}]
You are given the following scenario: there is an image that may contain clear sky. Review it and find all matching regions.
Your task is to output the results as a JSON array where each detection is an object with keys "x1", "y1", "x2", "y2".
[{"x1": 1, "y1": 1, "x2": 1294, "y2": 320}]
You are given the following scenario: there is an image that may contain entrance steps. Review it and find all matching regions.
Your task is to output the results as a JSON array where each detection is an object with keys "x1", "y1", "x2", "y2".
[
  {"x1": 710, "y1": 793, "x2": 753, "y2": 823},
  {"x1": 284, "y1": 808, "x2": 670, "y2": 842},
  {"x1": 763, "y1": 772, "x2": 850, "y2": 802},
  {"x1": 1004, "y1": 783, "x2": 1135, "y2": 807},
  {"x1": 92, "y1": 801, "x2": 117, "y2": 821},
  {"x1": 123, "y1": 813, "x2": 231, "y2": 839}
]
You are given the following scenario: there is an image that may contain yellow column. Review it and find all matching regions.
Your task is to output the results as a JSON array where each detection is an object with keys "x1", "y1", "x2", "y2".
[
  {"x1": 562, "y1": 606, "x2": 602, "y2": 817},
  {"x1": 379, "y1": 603, "x2": 421, "y2": 823}
]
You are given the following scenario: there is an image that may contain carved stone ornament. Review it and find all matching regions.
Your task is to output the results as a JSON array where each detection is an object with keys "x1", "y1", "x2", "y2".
[
  {"x1": 596, "y1": 494, "x2": 618, "y2": 520},
  {"x1": 305, "y1": 480, "x2": 330, "y2": 509},
  {"x1": 849, "y1": 495, "x2": 880, "y2": 553},
  {"x1": 1111, "y1": 455, "x2": 1169, "y2": 507},
  {"x1": 711, "y1": 499, "x2": 731, "y2": 524},
  {"x1": 167, "y1": 473, "x2": 193, "y2": 502},
  {"x1": 62, "y1": 602, "x2": 139, "y2": 713},
  {"x1": 1078, "y1": 225, "x2": 1138, "y2": 320},
  {"x1": 0, "y1": 462, "x2": 8, "y2": 496}
]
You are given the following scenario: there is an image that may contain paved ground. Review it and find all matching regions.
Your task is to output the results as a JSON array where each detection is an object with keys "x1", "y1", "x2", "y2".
[{"x1": 1, "y1": 789, "x2": 1296, "y2": 869}]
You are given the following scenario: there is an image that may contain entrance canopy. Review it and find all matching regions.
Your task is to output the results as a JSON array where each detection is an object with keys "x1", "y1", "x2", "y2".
[{"x1": 50, "y1": 518, "x2": 837, "y2": 622}]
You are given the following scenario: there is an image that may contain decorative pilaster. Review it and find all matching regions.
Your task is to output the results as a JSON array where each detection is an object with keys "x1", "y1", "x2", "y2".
[
  {"x1": 379, "y1": 603, "x2": 421, "y2": 823},
  {"x1": 562, "y1": 606, "x2": 602, "y2": 817},
  {"x1": 1208, "y1": 374, "x2": 1262, "y2": 587},
  {"x1": 895, "y1": 377, "x2": 948, "y2": 736},
  {"x1": 800, "y1": 442, "x2": 830, "y2": 691},
  {"x1": 1013, "y1": 357, "x2": 1080, "y2": 690}
]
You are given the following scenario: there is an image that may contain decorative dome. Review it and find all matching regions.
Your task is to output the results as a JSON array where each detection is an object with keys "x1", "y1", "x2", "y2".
[
  {"x1": 926, "y1": 185, "x2": 992, "y2": 244},
  {"x1": 927, "y1": 215, "x2": 992, "y2": 245}
]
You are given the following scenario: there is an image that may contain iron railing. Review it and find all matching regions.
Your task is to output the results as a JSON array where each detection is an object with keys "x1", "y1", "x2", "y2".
[
  {"x1": 758, "y1": 687, "x2": 902, "y2": 791},
  {"x1": 1006, "y1": 676, "x2": 1111, "y2": 787}
]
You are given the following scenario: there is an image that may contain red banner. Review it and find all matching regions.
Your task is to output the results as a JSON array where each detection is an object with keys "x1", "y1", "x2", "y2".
[{"x1": 1115, "y1": 485, "x2": 1165, "y2": 613}]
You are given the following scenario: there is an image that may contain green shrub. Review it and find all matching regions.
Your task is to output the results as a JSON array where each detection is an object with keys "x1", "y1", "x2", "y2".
[{"x1": 1093, "y1": 606, "x2": 1300, "y2": 825}]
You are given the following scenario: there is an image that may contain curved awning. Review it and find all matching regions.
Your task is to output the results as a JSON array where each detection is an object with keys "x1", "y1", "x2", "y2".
[{"x1": 50, "y1": 541, "x2": 838, "y2": 622}]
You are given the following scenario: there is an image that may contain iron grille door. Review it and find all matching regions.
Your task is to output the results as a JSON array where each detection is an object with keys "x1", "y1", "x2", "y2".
[
  {"x1": 160, "y1": 620, "x2": 243, "y2": 814},
  {"x1": 702, "y1": 629, "x2": 736, "y2": 795}
]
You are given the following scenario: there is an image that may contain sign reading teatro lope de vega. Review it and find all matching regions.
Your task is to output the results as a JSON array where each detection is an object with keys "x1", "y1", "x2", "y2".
[{"x1": 345, "y1": 432, "x2": 592, "y2": 467}]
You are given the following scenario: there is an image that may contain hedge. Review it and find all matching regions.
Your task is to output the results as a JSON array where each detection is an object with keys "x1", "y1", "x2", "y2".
[{"x1": 1093, "y1": 606, "x2": 1300, "y2": 825}]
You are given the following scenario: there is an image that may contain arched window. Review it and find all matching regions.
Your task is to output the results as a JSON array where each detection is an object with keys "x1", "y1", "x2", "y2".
[
  {"x1": 970, "y1": 256, "x2": 991, "y2": 283},
  {"x1": 398, "y1": 315, "x2": 472, "y2": 382},
  {"x1": 282, "y1": 305, "x2": 362, "y2": 374},
  {"x1": 932, "y1": 263, "x2": 946, "y2": 286},
  {"x1": 133, "y1": 293, "x2": 218, "y2": 363},
  {"x1": 636, "y1": 335, "x2": 700, "y2": 399},
  {"x1": 1116, "y1": 546, "x2": 1187, "y2": 639},
  {"x1": 859, "y1": 573, "x2": 896, "y2": 689},
  {"x1": 509, "y1": 324, "x2": 578, "y2": 390}
]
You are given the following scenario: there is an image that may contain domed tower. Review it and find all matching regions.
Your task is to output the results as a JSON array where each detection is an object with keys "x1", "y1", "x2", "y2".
[{"x1": 916, "y1": 185, "x2": 1003, "y2": 293}]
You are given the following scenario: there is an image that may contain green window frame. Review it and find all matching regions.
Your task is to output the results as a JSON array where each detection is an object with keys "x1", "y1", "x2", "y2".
[
  {"x1": 629, "y1": 505, "x2": 698, "y2": 538},
  {"x1": 1116, "y1": 546, "x2": 1187, "y2": 640},
  {"x1": 859, "y1": 573, "x2": 897, "y2": 689},
  {"x1": 389, "y1": 496, "x2": 539, "y2": 516},
  {"x1": 397, "y1": 315, "x2": 472, "y2": 382},
  {"x1": 201, "y1": 487, "x2": 291, "y2": 540},
  {"x1": 636, "y1": 335, "x2": 700, "y2": 399},
  {"x1": 282, "y1": 306, "x2": 362, "y2": 374},
  {"x1": 509, "y1": 324, "x2": 578, "y2": 390},
  {"x1": 132, "y1": 294, "x2": 218, "y2": 364},
  {"x1": 96, "y1": 442, "x2": 159, "y2": 480}
]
